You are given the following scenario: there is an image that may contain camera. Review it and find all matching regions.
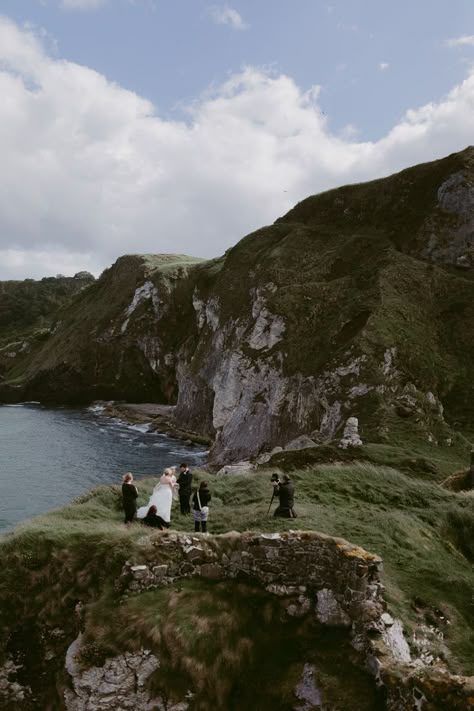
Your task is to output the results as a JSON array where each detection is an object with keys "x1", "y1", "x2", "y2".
[{"x1": 270, "y1": 473, "x2": 280, "y2": 483}]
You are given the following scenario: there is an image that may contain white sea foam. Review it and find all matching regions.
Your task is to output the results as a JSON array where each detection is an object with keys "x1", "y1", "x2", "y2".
[
  {"x1": 88, "y1": 404, "x2": 106, "y2": 413},
  {"x1": 129, "y1": 423, "x2": 151, "y2": 434}
]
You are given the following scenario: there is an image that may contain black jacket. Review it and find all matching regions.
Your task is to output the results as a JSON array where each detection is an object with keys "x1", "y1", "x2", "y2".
[
  {"x1": 122, "y1": 483, "x2": 138, "y2": 510},
  {"x1": 143, "y1": 511, "x2": 169, "y2": 529},
  {"x1": 177, "y1": 469, "x2": 192, "y2": 495},
  {"x1": 192, "y1": 486, "x2": 211, "y2": 511},
  {"x1": 277, "y1": 480, "x2": 294, "y2": 509}
]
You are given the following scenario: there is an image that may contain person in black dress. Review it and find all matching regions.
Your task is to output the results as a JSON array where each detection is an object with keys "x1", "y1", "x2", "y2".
[
  {"x1": 177, "y1": 462, "x2": 192, "y2": 514},
  {"x1": 142, "y1": 505, "x2": 170, "y2": 530},
  {"x1": 122, "y1": 472, "x2": 138, "y2": 524}
]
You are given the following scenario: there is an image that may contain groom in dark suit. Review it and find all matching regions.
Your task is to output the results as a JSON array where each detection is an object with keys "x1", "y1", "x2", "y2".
[{"x1": 177, "y1": 462, "x2": 193, "y2": 514}]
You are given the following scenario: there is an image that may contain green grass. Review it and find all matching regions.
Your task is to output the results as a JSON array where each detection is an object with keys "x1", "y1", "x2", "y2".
[
  {"x1": 269, "y1": 438, "x2": 470, "y2": 480},
  {"x1": 0, "y1": 275, "x2": 95, "y2": 345},
  {"x1": 77, "y1": 580, "x2": 383, "y2": 710},
  {"x1": 1, "y1": 457, "x2": 472, "y2": 679}
]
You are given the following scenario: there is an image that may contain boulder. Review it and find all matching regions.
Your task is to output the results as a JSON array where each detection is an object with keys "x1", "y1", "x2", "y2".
[
  {"x1": 216, "y1": 461, "x2": 255, "y2": 475},
  {"x1": 339, "y1": 417, "x2": 363, "y2": 449}
]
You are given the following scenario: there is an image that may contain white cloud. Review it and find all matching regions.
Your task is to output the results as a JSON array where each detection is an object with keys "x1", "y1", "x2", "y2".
[
  {"x1": 379, "y1": 62, "x2": 389, "y2": 71},
  {"x1": 60, "y1": 0, "x2": 107, "y2": 10},
  {"x1": 445, "y1": 35, "x2": 474, "y2": 48},
  {"x1": 126, "y1": 0, "x2": 158, "y2": 9},
  {"x1": 208, "y1": 5, "x2": 248, "y2": 31},
  {"x1": 340, "y1": 123, "x2": 358, "y2": 139},
  {"x1": 1, "y1": 17, "x2": 474, "y2": 279}
]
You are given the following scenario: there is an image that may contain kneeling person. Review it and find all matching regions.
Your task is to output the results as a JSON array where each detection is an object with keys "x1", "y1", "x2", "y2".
[{"x1": 143, "y1": 505, "x2": 170, "y2": 530}]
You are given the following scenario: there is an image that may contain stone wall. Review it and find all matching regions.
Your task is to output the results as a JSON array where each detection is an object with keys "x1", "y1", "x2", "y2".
[
  {"x1": 2, "y1": 530, "x2": 472, "y2": 710},
  {"x1": 122, "y1": 530, "x2": 385, "y2": 633},
  {"x1": 118, "y1": 531, "x2": 473, "y2": 711}
]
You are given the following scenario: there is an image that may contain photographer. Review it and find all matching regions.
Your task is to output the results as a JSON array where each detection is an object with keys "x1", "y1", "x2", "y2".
[{"x1": 271, "y1": 473, "x2": 296, "y2": 518}]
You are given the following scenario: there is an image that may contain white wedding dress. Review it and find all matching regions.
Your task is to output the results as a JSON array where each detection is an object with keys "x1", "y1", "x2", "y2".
[{"x1": 137, "y1": 475, "x2": 177, "y2": 523}]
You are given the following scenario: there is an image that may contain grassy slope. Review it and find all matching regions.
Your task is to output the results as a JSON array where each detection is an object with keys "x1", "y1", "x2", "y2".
[
  {"x1": 0, "y1": 276, "x2": 95, "y2": 383},
  {"x1": 1, "y1": 447, "x2": 472, "y2": 689},
  {"x1": 16, "y1": 254, "x2": 204, "y2": 376},
  {"x1": 2, "y1": 255, "x2": 206, "y2": 402},
  {"x1": 0, "y1": 276, "x2": 94, "y2": 346}
]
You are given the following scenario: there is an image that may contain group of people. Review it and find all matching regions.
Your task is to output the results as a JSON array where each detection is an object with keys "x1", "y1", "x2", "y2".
[
  {"x1": 122, "y1": 464, "x2": 297, "y2": 533},
  {"x1": 121, "y1": 463, "x2": 211, "y2": 533}
]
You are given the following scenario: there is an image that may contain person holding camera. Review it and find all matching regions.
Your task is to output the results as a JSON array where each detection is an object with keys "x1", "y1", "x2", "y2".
[{"x1": 271, "y1": 473, "x2": 296, "y2": 518}]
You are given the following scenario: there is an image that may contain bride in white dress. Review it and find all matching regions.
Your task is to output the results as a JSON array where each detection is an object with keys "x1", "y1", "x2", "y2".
[{"x1": 137, "y1": 467, "x2": 178, "y2": 523}]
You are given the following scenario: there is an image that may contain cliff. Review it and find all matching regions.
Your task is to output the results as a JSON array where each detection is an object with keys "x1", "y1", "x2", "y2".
[
  {"x1": 0, "y1": 463, "x2": 472, "y2": 710},
  {"x1": 0, "y1": 273, "x2": 94, "y2": 383},
  {"x1": 1, "y1": 149, "x2": 474, "y2": 464}
]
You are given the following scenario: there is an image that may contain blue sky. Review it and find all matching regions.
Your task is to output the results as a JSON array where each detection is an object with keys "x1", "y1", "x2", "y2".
[
  {"x1": 5, "y1": 1, "x2": 474, "y2": 138},
  {"x1": 1, "y1": 1, "x2": 474, "y2": 278}
]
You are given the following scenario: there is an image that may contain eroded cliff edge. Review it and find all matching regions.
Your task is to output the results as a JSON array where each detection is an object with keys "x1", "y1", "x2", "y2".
[
  {"x1": 2, "y1": 148, "x2": 474, "y2": 464},
  {"x1": 1, "y1": 527, "x2": 472, "y2": 710}
]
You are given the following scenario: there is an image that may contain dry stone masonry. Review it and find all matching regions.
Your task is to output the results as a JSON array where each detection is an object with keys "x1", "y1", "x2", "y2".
[
  {"x1": 116, "y1": 531, "x2": 473, "y2": 711},
  {"x1": 123, "y1": 531, "x2": 383, "y2": 632},
  {"x1": 1, "y1": 531, "x2": 472, "y2": 710}
]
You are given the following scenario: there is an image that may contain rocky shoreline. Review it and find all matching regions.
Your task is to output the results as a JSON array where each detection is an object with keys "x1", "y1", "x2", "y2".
[{"x1": 97, "y1": 401, "x2": 212, "y2": 448}]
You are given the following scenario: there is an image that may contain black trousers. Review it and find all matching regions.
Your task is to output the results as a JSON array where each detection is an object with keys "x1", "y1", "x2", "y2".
[{"x1": 179, "y1": 492, "x2": 191, "y2": 514}]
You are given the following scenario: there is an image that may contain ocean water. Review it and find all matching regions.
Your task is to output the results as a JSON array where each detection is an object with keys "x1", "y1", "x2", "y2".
[{"x1": 0, "y1": 403, "x2": 207, "y2": 532}]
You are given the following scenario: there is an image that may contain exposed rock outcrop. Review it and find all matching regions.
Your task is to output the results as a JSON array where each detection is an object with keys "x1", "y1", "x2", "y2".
[
  {"x1": 339, "y1": 416, "x2": 363, "y2": 449},
  {"x1": 65, "y1": 638, "x2": 163, "y2": 711},
  {"x1": 2, "y1": 149, "x2": 474, "y2": 463}
]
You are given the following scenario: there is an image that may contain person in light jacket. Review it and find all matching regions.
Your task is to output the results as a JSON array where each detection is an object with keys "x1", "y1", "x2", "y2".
[{"x1": 192, "y1": 481, "x2": 211, "y2": 533}]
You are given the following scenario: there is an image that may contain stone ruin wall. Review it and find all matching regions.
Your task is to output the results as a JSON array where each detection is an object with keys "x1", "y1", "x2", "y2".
[
  {"x1": 121, "y1": 531, "x2": 473, "y2": 711},
  {"x1": 2, "y1": 531, "x2": 472, "y2": 710},
  {"x1": 123, "y1": 530, "x2": 385, "y2": 633}
]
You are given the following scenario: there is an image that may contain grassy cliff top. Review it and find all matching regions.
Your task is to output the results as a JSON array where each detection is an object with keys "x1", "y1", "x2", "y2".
[
  {"x1": 113, "y1": 253, "x2": 207, "y2": 277},
  {"x1": 140, "y1": 253, "x2": 206, "y2": 270},
  {"x1": 1, "y1": 449, "x2": 472, "y2": 677},
  {"x1": 279, "y1": 145, "x2": 474, "y2": 243}
]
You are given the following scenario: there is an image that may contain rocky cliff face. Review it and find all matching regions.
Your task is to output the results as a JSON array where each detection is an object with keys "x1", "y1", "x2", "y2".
[{"x1": 2, "y1": 149, "x2": 474, "y2": 462}]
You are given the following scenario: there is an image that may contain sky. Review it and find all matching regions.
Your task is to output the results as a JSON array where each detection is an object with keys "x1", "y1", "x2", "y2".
[{"x1": 1, "y1": 1, "x2": 474, "y2": 279}]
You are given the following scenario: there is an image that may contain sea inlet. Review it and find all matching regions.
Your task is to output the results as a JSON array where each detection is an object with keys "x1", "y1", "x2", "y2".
[{"x1": 0, "y1": 403, "x2": 207, "y2": 532}]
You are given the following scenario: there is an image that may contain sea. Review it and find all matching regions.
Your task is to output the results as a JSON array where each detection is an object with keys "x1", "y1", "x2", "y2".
[{"x1": 0, "y1": 403, "x2": 207, "y2": 533}]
